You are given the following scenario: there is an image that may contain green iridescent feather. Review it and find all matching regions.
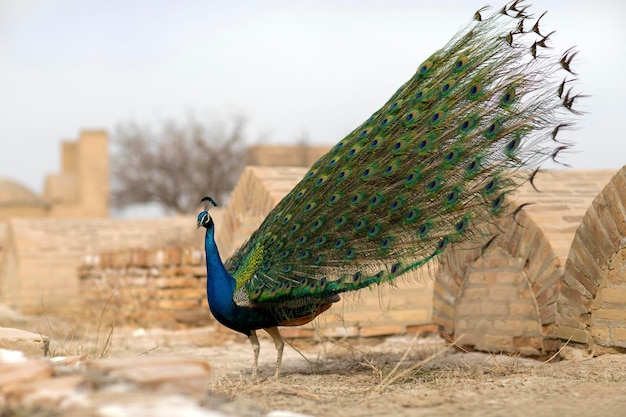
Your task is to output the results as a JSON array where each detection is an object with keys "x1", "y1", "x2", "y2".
[{"x1": 225, "y1": 1, "x2": 581, "y2": 306}]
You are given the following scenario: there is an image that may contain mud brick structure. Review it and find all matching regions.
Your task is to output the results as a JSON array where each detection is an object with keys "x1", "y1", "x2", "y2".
[{"x1": 433, "y1": 167, "x2": 626, "y2": 355}]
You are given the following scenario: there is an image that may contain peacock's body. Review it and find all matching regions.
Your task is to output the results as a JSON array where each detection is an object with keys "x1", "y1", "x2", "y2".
[{"x1": 197, "y1": 1, "x2": 582, "y2": 377}]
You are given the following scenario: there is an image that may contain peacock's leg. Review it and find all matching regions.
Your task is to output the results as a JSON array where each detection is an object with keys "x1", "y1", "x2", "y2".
[
  {"x1": 248, "y1": 330, "x2": 260, "y2": 378},
  {"x1": 264, "y1": 327, "x2": 284, "y2": 378}
]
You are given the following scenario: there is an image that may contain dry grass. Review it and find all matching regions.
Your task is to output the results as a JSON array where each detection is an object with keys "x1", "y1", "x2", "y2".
[{"x1": 42, "y1": 294, "x2": 115, "y2": 359}]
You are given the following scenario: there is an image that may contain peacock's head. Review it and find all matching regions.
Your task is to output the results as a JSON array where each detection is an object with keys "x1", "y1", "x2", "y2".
[{"x1": 197, "y1": 196, "x2": 218, "y2": 229}]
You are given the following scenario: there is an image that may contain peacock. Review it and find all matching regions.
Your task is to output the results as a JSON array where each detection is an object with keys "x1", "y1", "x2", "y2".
[{"x1": 197, "y1": 1, "x2": 582, "y2": 377}]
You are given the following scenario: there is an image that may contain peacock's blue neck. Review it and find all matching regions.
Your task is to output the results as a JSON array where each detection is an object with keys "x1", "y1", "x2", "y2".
[
  {"x1": 203, "y1": 220, "x2": 278, "y2": 334},
  {"x1": 203, "y1": 222, "x2": 238, "y2": 323}
]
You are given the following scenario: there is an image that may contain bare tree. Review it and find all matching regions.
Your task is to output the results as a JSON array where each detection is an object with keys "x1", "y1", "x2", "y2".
[{"x1": 111, "y1": 115, "x2": 247, "y2": 214}]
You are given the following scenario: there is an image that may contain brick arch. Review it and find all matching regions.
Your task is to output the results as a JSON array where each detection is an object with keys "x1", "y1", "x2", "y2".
[
  {"x1": 558, "y1": 165, "x2": 626, "y2": 350},
  {"x1": 433, "y1": 208, "x2": 563, "y2": 354}
]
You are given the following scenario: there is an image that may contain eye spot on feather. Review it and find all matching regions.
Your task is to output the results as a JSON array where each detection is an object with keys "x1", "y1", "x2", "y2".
[
  {"x1": 381, "y1": 236, "x2": 393, "y2": 251},
  {"x1": 506, "y1": 136, "x2": 521, "y2": 156},
  {"x1": 391, "y1": 262, "x2": 401, "y2": 275},
  {"x1": 311, "y1": 217, "x2": 324, "y2": 231},
  {"x1": 315, "y1": 174, "x2": 328, "y2": 187},
  {"x1": 492, "y1": 194, "x2": 505, "y2": 213},
  {"x1": 405, "y1": 208, "x2": 419, "y2": 224},
  {"x1": 337, "y1": 169, "x2": 350, "y2": 181},
  {"x1": 454, "y1": 56, "x2": 468, "y2": 71},
  {"x1": 335, "y1": 214, "x2": 348, "y2": 227},
  {"x1": 405, "y1": 170, "x2": 421, "y2": 187},
  {"x1": 369, "y1": 193, "x2": 384, "y2": 209},
  {"x1": 334, "y1": 238, "x2": 346, "y2": 249},
  {"x1": 446, "y1": 189, "x2": 459, "y2": 205},
  {"x1": 350, "y1": 192, "x2": 366, "y2": 205},
  {"x1": 315, "y1": 235, "x2": 327, "y2": 246},
  {"x1": 296, "y1": 235, "x2": 308, "y2": 245},
  {"x1": 368, "y1": 223, "x2": 382, "y2": 238},
  {"x1": 355, "y1": 218, "x2": 368, "y2": 231},
  {"x1": 418, "y1": 60, "x2": 433, "y2": 76},
  {"x1": 430, "y1": 110, "x2": 446, "y2": 126},
  {"x1": 500, "y1": 87, "x2": 516, "y2": 107},
  {"x1": 361, "y1": 165, "x2": 376, "y2": 180},
  {"x1": 414, "y1": 88, "x2": 428, "y2": 101},
  {"x1": 456, "y1": 218, "x2": 468, "y2": 233},
  {"x1": 352, "y1": 272, "x2": 362, "y2": 282},
  {"x1": 328, "y1": 192, "x2": 342, "y2": 205},
  {"x1": 345, "y1": 248, "x2": 356, "y2": 260},
  {"x1": 484, "y1": 120, "x2": 501, "y2": 139},
  {"x1": 313, "y1": 255, "x2": 325, "y2": 265},
  {"x1": 390, "y1": 196, "x2": 404, "y2": 211},
  {"x1": 299, "y1": 250, "x2": 310, "y2": 260},
  {"x1": 467, "y1": 82, "x2": 483, "y2": 100},
  {"x1": 440, "y1": 79, "x2": 455, "y2": 96},
  {"x1": 380, "y1": 115, "x2": 394, "y2": 127}
]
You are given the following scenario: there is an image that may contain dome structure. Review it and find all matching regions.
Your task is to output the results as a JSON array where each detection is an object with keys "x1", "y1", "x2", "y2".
[{"x1": 0, "y1": 178, "x2": 44, "y2": 206}]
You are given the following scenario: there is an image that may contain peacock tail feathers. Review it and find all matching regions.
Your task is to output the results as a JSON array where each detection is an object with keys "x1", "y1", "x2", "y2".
[{"x1": 225, "y1": 1, "x2": 581, "y2": 307}]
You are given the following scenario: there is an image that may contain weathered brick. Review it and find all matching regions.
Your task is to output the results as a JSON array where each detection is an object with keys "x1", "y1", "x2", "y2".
[
  {"x1": 590, "y1": 325, "x2": 610, "y2": 342},
  {"x1": 456, "y1": 301, "x2": 481, "y2": 316},
  {"x1": 593, "y1": 308, "x2": 626, "y2": 321},
  {"x1": 494, "y1": 319, "x2": 523, "y2": 334},
  {"x1": 462, "y1": 287, "x2": 490, "y2": 299},
  {"x1": 600, "y1": 287, "x2": 626, "y2": 304},
  {"x1": 481, "y1": 335, "x2": 514, "y2": 351},
  {"x1": 512, "y1": 336, "x2": 542, "y2": 350},
  {"x1": 481, "y1": 302, "x2": 509, "y2": 316},
  {"x1": 606, "y1": 268, "x2": 625, "y2": 284},
  {"x1": 553, "y1": 325, "x2": 589, "y2": 344},
  {"x1": 489, "y1": 287, "x2": 521, "y2": 301},
  {"x1": 539, "y1": 302, "x2": 557, "y2": 324},
  {"x1": 522, "y1": 319, "x2": 541, "y2": 334},
  {"x1": 612, "y1": 327, "x2": 626, "y2": 342},
  {"x1": 359, "y1": 324, "x2": 405, "y2": 337},
  {"x1": 510, "y1": 303, "x2": 538, "y2": 317}
]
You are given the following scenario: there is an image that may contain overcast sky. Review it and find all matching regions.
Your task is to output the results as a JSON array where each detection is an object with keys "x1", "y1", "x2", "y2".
[{"x1": 1, "y1": 0, "x2": 625, "y2": 195}]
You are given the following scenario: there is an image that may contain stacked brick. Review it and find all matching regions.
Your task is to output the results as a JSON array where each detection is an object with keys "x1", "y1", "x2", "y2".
[
  {"x1": 79, "y1": 247, "x2": 210, "y2": 329},
  {"x1": 559, "y1": 165, "x2": 626, "y2": 351},
  {"x1": 3, "y1": 215, "x2": 208, "y2": 314},
  {"x1": 433, "y1": 168, "x2": 625, "y2": 355}
]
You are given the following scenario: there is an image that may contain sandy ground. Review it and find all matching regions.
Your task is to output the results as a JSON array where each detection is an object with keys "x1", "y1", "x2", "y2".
[
  {"x1": 4, "y1": 306, "x2": 626, "y2": 417},
  {"x1": 110, "y1": 325, "x2": 626, "y2": 417}
]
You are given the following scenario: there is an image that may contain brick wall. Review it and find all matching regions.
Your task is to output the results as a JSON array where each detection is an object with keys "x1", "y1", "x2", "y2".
[
  {"x1": 559, "y1": 165, "x2": 626, "y2": 351},
  {"x1": 1, "y1": 215, "x2": 210, "y2": 314},
  {"x1": 434, "y1": 168, "x2": 621, "y2": 355},
  {"x1": 79, "y1": 247, "x2": 210, "y2": 328}
]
